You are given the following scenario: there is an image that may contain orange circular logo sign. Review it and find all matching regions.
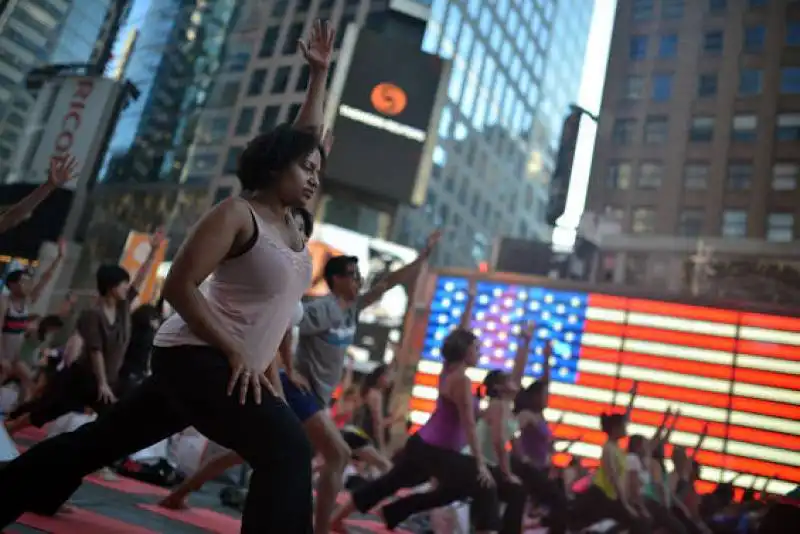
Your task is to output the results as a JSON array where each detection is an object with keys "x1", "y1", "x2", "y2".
[{"x1": 370, "y1": 83, "x2": 407, "y2": 116}]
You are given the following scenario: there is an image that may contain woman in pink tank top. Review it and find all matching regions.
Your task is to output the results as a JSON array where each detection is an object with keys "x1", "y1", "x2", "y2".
[
  {"x1": 332, "y1": 291, "x2": 525, "y2": 534},
  {"x1": 0, "y1": 22, "x2": 335, "y2": 534}
]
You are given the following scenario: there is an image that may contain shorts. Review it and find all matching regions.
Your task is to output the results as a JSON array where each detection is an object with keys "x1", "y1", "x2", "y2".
[
  {"x1": 341, "y1": 425, "x2": 371, "y2": 452},
  {"x1": 280, "y1": 372, "x2": 323, "y2": 422}
]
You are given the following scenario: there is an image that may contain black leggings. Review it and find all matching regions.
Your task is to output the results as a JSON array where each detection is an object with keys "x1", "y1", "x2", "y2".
[
  {"x1": 646, "y1": 499, "x2": 688, "y2": 534},
  {"x1": 0, "y1": 345, "x2": 313, "y2": 533},
  {"x1": 571, "y1": 485, "x2": 651, "y2": 534},
  {"x1": 9, "y1": 364, "x2": 111, "y2": 426},
  {"x1": 350, "y1": 435, "x2": 525, "y2": 532},
  {"x1": 511, "y1": 456, "x2": 568, "y2": 534}
]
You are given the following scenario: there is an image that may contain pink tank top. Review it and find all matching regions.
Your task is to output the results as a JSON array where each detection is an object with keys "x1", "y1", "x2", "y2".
[{"x1": 154, "y1": 203, "x2": 311, "y2": 372}]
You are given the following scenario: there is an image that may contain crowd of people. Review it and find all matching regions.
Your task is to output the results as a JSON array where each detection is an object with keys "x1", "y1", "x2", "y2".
[{"x1": 0, "y1": 18, "x2": 796, "y2": 534}]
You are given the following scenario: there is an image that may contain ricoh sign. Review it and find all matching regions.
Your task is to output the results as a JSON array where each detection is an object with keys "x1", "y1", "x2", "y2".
[{"x1": 9, "y1": 76, "x2": 122, "y2": 191}]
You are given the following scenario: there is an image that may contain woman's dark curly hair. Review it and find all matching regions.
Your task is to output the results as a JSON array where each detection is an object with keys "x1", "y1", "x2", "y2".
[
  {"x1": 237, "y1": 123, "x2": 326, "y2": 192},
  {"x1": 481, "y1": 370, "x2": 507, "y2": 399},
  {"x1": 441, "y1": 328, "x2": 477, "y2": 364}
]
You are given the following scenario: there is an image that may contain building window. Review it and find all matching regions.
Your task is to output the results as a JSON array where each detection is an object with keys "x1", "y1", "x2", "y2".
[
  {"x1": 748, "y1": 0, "x2": 767, "y2": 8},
  {"x1": 632, "y1": 0, "x2": 654, "y2": 20},
  {"x1": 295, "y1": 65, "x2": 310, "y2": 92},
  {"x1": 632, "y1": 207, "x2": 656, "y2": 234},
  {"x1": 697, "y1": 73, "x2": 717, "y2": 97},
  {"x1": 678, "y1": 209, "x2": 704, "y2": 237},
  {"x1": 607, "y1": 163, "x2": 632, "y2": 189},
  {"x1": 260, "y1": 105, "x2": 280, "y2": 133},
  {"x1": 739, "y1": 69, "x2": 762, "y2": 96},
  {"x1": 271, "y1": 66, "x2": 291, "y2": 93},
  {"x1": 623, "y1": 75, "x2": 645, "y2": 99},
  {"x1": 287, "y1": 103, "x2": 302, "y2": 123},
  {"x1": 766, "y1": 213, "x2": 794, "y2": 242},
  {"x1": 732, "y1": 114, "x2": 757, "y2": 142},
  {"x1": 726, "y1": 162, "x2": 753, "y2": 190},
  {"x1": 659, "y1": 35, "x2": 678, "y2": 58},
  {"x1": 283, "y1": 23, "x2": 304, "y2": 55},
  {"x1": 630, "y1": 36, "x2": 648, "y2": 60},
  {"x1": 247, "y1": 69, "x2": 267, "y2": 96},
  {"x1": 684, "y1": 164, "x2": 709, "y2": 190},
  {"x1": 224, "y1": 146, "x2": 244, "y2": 175},
  {"x1": 644, "y1": 116, "x2": 668, "y2": 144},
  {"x1": 776, "y1": 113, "x2": 800, "y2": 141},
  {"x1": 772, "y1": 163, "x2": 800, "y2": 191},
  {"x1": 709, "y1": 0, "x2": 726, "y2": 12},
  {"x1": 780, "y1": 67, "x2": 800, "y2": 94},
  {"x1": 787, "y1": 22, "x2": 800, "y2": 46},
  {"x1": 689, "y1": 116, "x2": 714, "y2": 142},
  {"x1": 652, "y1": 73, "x2": 673, "y2": 101},
  {"x1": 612, "y1": 119, "x2": 636, "y2": 144},
  {"x1": 662, "y1": 0, "x2": 684, "y2": 19},
  {"x1": 743, "y1": 25, "x2": 765, "y2": 53},
  {"x1": 235, "y1": 107, "x2": 255, "y2": 136},
  {"x1": 259, "y1": 26, "x2": 280, "y2": 57},
  {"x1": 721, "y1": 210, "x2": 747, "y2": 238},
  {"x1": 638, "y1": 162, "x2": 663, "y2": 189},
  {"x1": 704, "y1": 31, "x2": 724, "y2": 54}
]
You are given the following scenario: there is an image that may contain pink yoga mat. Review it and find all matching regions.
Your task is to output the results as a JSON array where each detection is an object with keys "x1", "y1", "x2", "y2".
[
  {"x1": 85, "y1": 474, "x2": 170, "y2": 496},
  {"x1": 18, "y1": 508, "x2": 156, "y2": 533},
  {"x1": 138, "y1": 504, "x2": 240, "y2": 534}
]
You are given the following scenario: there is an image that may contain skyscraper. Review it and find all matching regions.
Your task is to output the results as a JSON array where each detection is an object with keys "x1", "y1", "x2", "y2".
[
  {"x1": 586, "y1": 0, "x2": 800, "y2": 296},
  {"x1": 390, "y1": 0, "x2": 594, "y2": 267},
  {"x1": 101, "y1": 0, "x2": 239, "y2": 185},
  {"x1": 0, "y1": 1, "x2": 119, "y2": 170}
]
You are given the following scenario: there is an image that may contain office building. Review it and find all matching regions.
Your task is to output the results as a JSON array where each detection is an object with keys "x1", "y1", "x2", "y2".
[
  {"x1": 0, "y1": 0, "x2": 121, "y2": 175},
  {"x1": 586, "y1": 0, "x2": 800, "y2": 298},
  {"x1": 391, "y1": 0, "x2": 594, "y2": 267},
  {"x1": 101, "y1": 0, "x2": 239, "y2": 185}
]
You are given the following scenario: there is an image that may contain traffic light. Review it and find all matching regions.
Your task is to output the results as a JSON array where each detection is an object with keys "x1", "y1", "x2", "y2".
[{"x1": 546, "y1": 106, "x2": 582, "y2": 226}]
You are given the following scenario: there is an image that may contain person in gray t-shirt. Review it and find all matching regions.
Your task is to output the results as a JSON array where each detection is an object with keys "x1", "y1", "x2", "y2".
[{"x1": 280, "y1": 230, "x2": 440, "y2": 534}]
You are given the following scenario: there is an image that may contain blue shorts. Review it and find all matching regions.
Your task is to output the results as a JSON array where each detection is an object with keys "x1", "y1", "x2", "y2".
[{"x1": 280, "y1": 372, "x2": 323, "y2": 422}]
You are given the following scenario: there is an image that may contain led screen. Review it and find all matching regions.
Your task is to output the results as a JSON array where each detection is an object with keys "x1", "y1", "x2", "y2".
[{"x1": 410, "y1": 276, "x2": 800, "y2": 497}]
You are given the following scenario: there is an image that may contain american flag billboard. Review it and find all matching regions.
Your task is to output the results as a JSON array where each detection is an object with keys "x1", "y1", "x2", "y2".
[{"x1": 409, "y1": 276, "x2": 800, "y2": 497}]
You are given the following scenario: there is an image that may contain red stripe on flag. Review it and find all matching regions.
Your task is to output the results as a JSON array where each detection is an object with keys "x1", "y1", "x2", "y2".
[
  {"x1": 626, "y1": 299, "x2": 739, "y2": 323},
  {"x1": 736, "y1": 340, "x2": 800, "y2": 362},
  {"x1": 740, "y1": 312, "x2": 800, "y2": 332}
]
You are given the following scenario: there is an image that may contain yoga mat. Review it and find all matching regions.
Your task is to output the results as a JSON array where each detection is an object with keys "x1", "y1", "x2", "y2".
[
  {"x1": 138, "y1": 504, "x2": 240, "y2": 534},
  {"x1": 86, "y1": 473, "x2": 170, "y2": 496},
  {"x1": 18, "y1": 508, "x2": 157, "y2": 533}
]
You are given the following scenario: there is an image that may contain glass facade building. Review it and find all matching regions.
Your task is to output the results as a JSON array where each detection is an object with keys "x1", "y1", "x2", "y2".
[
  {"x1": 391, "y1": 0, "x2": 593, "y2": 268},
  {"x1": 101, "y1": 0, "x2": 238, "y2": 185}
]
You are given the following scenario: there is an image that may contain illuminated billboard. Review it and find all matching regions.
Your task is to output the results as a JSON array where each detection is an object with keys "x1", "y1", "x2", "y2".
[
  {"x1": 326, "y1": 27, "x2": 449, "y2": 206},
  {"x1": 410, "y1": 275, "x2": 800, "y2": 497}
]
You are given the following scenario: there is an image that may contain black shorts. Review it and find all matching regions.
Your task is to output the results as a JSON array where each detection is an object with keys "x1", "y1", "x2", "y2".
[{"x1": 341, "y1": 426, "x2": 371, "y2": 452}]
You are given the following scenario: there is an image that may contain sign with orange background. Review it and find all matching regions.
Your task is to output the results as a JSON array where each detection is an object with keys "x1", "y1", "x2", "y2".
[{"x1": 119, "y1": 231, "x2": 168, "y2": 305}]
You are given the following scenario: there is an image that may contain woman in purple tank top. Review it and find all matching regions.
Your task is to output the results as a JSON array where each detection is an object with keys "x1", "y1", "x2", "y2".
[
  {"x1": 510, "y1": 340, "x2": 569, "y2": 534},
  {"x1": 332, "y1": 322, "x2": 517, "y2": 533}
]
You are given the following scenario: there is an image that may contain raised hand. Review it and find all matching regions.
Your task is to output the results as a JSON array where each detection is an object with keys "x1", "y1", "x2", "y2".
[
  {"x1": 322, "y1": 128, "x2": 335, "y2": 156},
  {"x1": 149, "y1": 227, "x2": 166, "y2": 249},
  {"x1": 298, "y1": 19, "x2": 335, "y2": 72},
  {"x1": 48, "y1": 155, "x2": 79, "y2": 187},
  {"x1": 57, "y1": 238, "x2": 66, "y2": 258}
]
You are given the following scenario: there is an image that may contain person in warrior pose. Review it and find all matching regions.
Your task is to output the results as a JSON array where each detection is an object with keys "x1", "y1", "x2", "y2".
[
  {"x1": 0, "y1": 240, "x2": 66, "y2": 402},
  {"x1": 510, "y1": 340, "x2": 569, "y2": 534},
  {"x1": 331, "y1": 286, "x2": 526, "y2": 533},
  {"x1": 281, "y1": 228, "x2": 441, "y2": 534},
  {"x1": 0, "y1": 20, "x2": 334, "y2": 533},
  {"x1": 4, "y1": 233, "x2": 164, "y2": 437}
]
